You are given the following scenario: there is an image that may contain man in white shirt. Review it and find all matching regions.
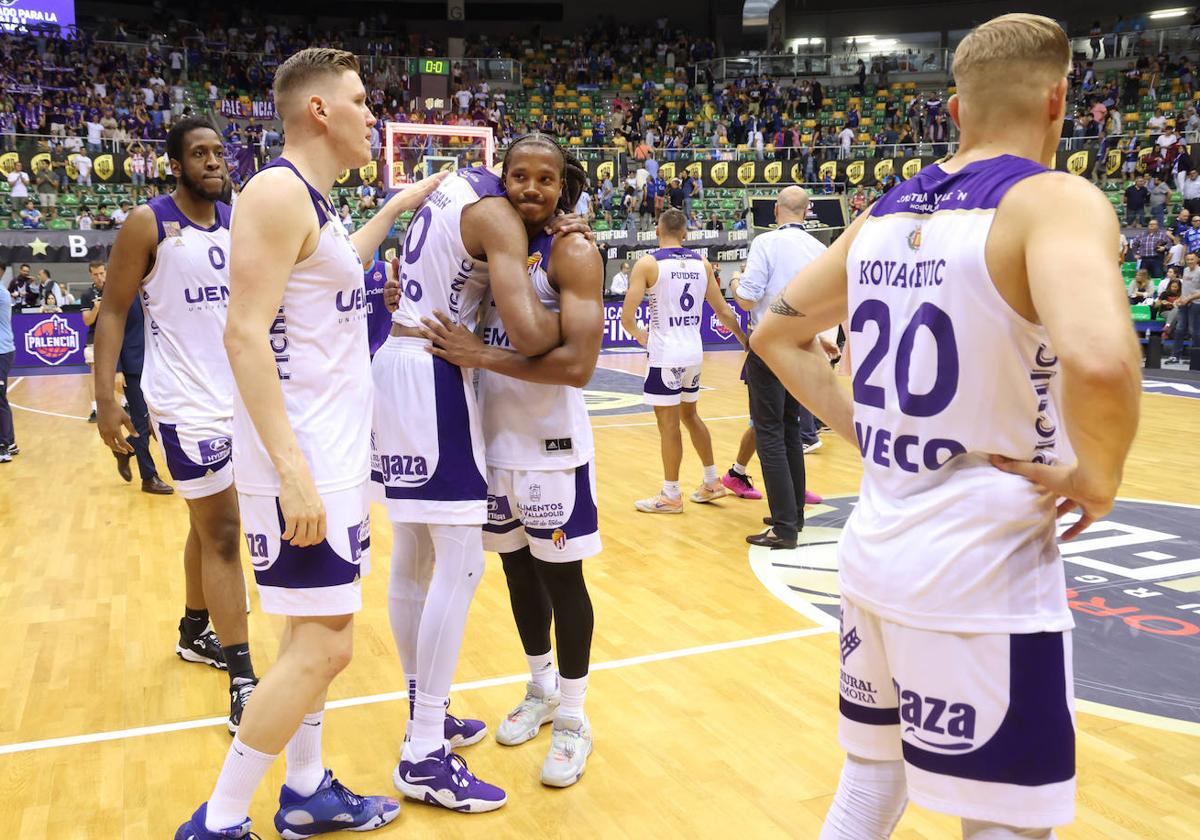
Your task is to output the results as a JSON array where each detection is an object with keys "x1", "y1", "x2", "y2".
[
  {"x1": 111, "y1": 199, "x2": 130, "y2": 228},
  {"x1": 574, "y1": 188, "x2": 592, "y2": 219},
  {"x1": 71, "y1": 151, "x2": 93, "y2": 186},
  {"x1": 1147, "y1": 112, "x2": 1167, "y2": 133},
  {"x1": 730, "y1": 186, "x2": 827, "y2": 549},
  {"x1": 609, "y1": 261, "x2": 631, "y2": 297},
  {"x1": 1182, "y1": 168, "x2": 1200, "y2": 215},
  {"x1": 6, "y1": 161, "x2": 29, "y2": 208},
  {"x1": 838, "y1": 124, "x2": 855, "y2": 159}
]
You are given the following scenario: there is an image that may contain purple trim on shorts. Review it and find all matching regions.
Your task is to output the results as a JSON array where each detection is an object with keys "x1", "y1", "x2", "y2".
[
  {"x1": 840, "y1": 695, "x2": 901, "y2": 726},
  {"x1": 251, "y1": 500, "x2": 364, "y2": 589},
  {"x1": 157, "y1": 422, "x2": 230, "y2": 481},
  {"x1": 372, "y1": 356, "x2": 487, "y2": 502},
  {"x1": 483, "y1": 518, "x2": 523, "y2": 535},
  {"x1": 870, "y1": 155, "x2": 1047, "y2": 218},
  {"x1": 901, "y1": 632, "x2": 1074, "y2": 786},
  {"x1": 525, "y1": 463, "x2": 598, "y2": 540},
  {"x1": 644, "y1": 366, "x2": 682, "y2": 396}
]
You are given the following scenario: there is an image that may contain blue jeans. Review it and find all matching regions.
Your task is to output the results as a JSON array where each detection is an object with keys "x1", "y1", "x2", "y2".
[
  {"x1": 1172, "y1": 302, "x2": 1200, "y2": 358},
  {"x1": 1152, "y1": 204, "x2": 1166, "y2": 227}
]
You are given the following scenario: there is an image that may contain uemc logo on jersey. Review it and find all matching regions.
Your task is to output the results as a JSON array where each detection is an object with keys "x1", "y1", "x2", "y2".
[
  {"x1": 335, "y1": 287, "x2": 367, "y2": 312},
  {"x1": 24, "y1": 314, "x2": 80, "y2": 365},
  {"x1": 749, "y1": 496, "x2": 1200, "y2": 726},
  {"x1": 183, "y1": 285, "x2": 230, "y2": 306}
]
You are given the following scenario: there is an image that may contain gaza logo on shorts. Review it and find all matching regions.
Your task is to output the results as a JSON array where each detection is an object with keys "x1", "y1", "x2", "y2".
[
  {"x1": 24, "y1": 314, "x2": 80, "y2": 365},
  {"x1": 375, "y1": 453, "x2": 429, "y2": 484},
  {"x1": 894, "y1": 679, "x2": 978, "y2": 751},
  {"x1": 750, "y1": 496, "x2": 1200, "y2": 725},
  {"x1": 197, "y1": 435, "x2": 231, "y2": 465}
]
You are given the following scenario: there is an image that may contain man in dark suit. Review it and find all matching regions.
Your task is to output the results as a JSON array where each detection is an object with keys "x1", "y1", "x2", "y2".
[{"x1": 114, "y1": 297, "x2": 173, "y2": 494}]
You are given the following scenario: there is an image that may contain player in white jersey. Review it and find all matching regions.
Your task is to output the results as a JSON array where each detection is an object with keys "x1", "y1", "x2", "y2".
[
  {"x1": 94, "y1": 117, "x2": 259, "y2": 734},
  {"x1": 752, "y1": 15, "x2": 1140, "y2": 839},
  {"x1": 418, "y1": 136, "x2": 603, "y2": 788},
  {"x1": 375, "y1": 139, "x2": 573, "y2": 813},
  {"x1": 175, "y1": 48, "x2": 443, "y2": 840},
  {"x1": 621, "y1": 208, "x2": 746, "y2": 514}
]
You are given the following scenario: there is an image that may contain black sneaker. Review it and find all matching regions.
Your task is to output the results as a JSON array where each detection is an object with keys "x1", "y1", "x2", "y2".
[
  {"x1": 228, "y1": 677, "x2": 258, "y2": 735},
  {"x1": 176, "y1": 621, "x2": 227, "y2": 670},
  {"x1": 87, "y1": 409, "x2": 97, "y2": 423}
]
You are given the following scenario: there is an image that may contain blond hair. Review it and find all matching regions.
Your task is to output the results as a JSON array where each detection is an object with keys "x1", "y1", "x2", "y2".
[
  {"x1": 952, "y1": 14, "x2": 1070, "y2": 95},
  {"x1": 272, "y1": 47, "x2": 360, "y2": 118}
]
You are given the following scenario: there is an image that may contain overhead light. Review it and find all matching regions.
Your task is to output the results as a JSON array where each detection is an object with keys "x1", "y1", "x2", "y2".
[
  {"x1": 1149, "y1": 7, "x2": 1189, "y2": 18},
  {"x1": 852, "y1": 35, "x2": 877, "y2": 42},
  {"x1": 874, "y1": 38, "x2": 897, "y2": 47}
]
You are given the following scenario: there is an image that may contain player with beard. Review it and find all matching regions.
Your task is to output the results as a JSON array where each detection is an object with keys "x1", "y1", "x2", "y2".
[{"x1": 94, "y1": 116, "x2": 257, "y2": 733}]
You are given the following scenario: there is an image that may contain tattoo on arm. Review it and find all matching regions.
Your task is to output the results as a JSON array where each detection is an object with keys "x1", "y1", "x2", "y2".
[{"x1": 769, "y1": 295, "x2": 804, "y2": 317}]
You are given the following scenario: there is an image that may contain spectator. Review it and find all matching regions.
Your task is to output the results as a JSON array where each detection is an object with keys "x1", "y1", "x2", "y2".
[
  {"x1": 339, "y1": 202, "x2": 354, "y2": 231},
  {"x1": 574, "y1": 184, "x2": 593, "y2": 220},
  {"x1": 128, "y1": 141, "x2": 148, "y2": 200},
  {"x1": 19, "y1": 200, "x2": 44, "y2": 230},
  {"x1": 849, "y1": 184, "x2": 869, "y2": 217},
  {"x1": 7, "y1": 160, "x2": 29, "y2": 209},
  {"x1": 356, "y1": 181, "x2": 378, "y2": 212},
  {"x1": 609, "y1": 261, "x2": 631, "y2": 297},
  {"x1": 40, "y1": 291, "x2": 62, "y2": 314},
  {"x1": 93, "y1": 203, "x2": 112, "y2": 230},
  {"x1": 50, "y1": 141, "x2": 70, "y2": 194},
  {"x1": 707, "y1": 211, "x2": 724, "y2": 231},
  {"x1": 838, "y1": 123, "x2": 854, "y2": 160},
  {"x1": 71, "y1": 150, "x2": 93, "y2": 187},
  {"x1": 1169, "y1": 250, "x2": 1200, "y2": 361},
  {"x1": 1128, "y1": 219, "x2": 1170, "y2": 277},
  {"x1": 1128, "y1": 268, "x2": 1156, "y2": 303},
  {"x1": 1124, "y1": 176, "x2": 1150, "y2": 226},
  {"x1": 77, "y1": 206, "x2": 94, "y2": 230},
  {"x1": 20, "y1": 268, "x2": 43, "y2": 308},
  {"x1": 111, "y1": 200, "x2": 131, "y2": 229},
  {"x1": 1156, "y1": 276, "x2": 1183, "y2": 321},
  {"x1": 1182, "y1": 169, "x2": 1200, "y2": 216},
  {"x1": 35, "y1": 160, "x2": 58, "y2": 210},
  {"x1": 42, "y1": 269, "x2": 71, "y2": 306},
  {"x1": 666, "y1": 177, "x2": 685, "y2": 211}
]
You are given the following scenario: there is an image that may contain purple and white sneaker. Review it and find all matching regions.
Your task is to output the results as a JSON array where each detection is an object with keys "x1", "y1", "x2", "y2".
[
  {"x1": 174, "y1": 803, "x2": 254, "y2": 839},
  {"x1": 273, "y1": 770, "x2": 400, "y2": 838},
  {"x1": 404, "y1": 703, "x2": 488, "y2": 748},
  {"x1": 393, "y1": 743, "x2": 507, "y2": 813}
]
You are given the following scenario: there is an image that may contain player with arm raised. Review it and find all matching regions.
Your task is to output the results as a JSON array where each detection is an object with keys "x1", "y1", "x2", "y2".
[{"x1": 751, "y1": 15, "x2": 1140, "y2": 839}]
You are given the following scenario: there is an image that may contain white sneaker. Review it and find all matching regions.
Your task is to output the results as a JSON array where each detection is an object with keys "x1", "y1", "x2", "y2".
[
  {"x1": 803, "y1": 439, "x2": 823, "y2": 454},
  {"x1": 495, "y1": 681, "x2": 560, "y2": 746},
  {"x1": 541, "y1": 715, "x2": 593, "y2": 788}
]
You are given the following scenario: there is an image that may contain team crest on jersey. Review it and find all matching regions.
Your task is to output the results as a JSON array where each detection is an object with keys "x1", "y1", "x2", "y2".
[
  {"x1": 750, "y1": 496, "x2": 1200, "y2": 727},
  {"x1": 527, "y1": 251, "x2": 544, "y2": 272},
  {"x1": 551, "y1": 528, "x2": 567, "y2": 550},
  {"x1": 906, "y1": 227, "x2": 922, "y2": 251},
  {"x1": 24, "y1": 314, "x2": 79, "y2": 365}
]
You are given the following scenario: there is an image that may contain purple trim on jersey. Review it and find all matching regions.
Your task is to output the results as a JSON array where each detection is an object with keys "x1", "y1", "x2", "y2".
[
  {"x1": 652, "y1": 246, "x2": 701, "y2": 261},
  {"x1": 901, "y1": 631, "x2": 1074, "y2": 786},
  {"x1": 528, "y1": 231, "x2": 553, "y2": 271},
  {"x1": 840, "y1": 696, "x2": 901, "y2": 726},
  {"x1": 869, "y1": 155, "x2": 1048, "y2": 218},
  {"x1": 148, "y1": 195, "x2": 233, "y2": 242},
  {"x1": 371, "y1": 356, "x2": 487, "y2": 502},
  {"x1": 250, "y1": 157, "x2": 333, "y2": 228},
  {"x1": 525, "y1": 463, "x2": 598, "y2": 540},
  {"x1": 252, "y1": 501, "x2": 364, "y2": 589},
  {"x1": 456, "y1": 166, "x2": 506, "y2": 199},
  {"x1": 157, "y1": 422, "x2": 231, "y2": 481},
  {"x1": 363, "y1": 259, "x2": 391, "y2": 358}
]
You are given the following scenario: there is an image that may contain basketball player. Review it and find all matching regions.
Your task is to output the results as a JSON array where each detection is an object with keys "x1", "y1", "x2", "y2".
[
  {"x1": 94, "y1": 117, "x2": 254, "y2": 733},
  {"x1": 373, "y1": 134, "x2": 570, "y2": 811},
  {"x1": 621, "y1": 208, "x2": 746, "y2": 513},
  {"x1": 418, "y1": 134, "x2": 602, "y2": 788},
  {"x1": 175, "y1": 48, "x2": 444, "y2": 839},
  {"x1": 362, "y1": 254, "x2": 393, "y2": 358},
  {"x1": 752, "y1": 15, "x2": 1140, "y2": 839}
]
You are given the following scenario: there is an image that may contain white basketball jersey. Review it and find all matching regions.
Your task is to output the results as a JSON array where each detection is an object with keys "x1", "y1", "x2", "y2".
[
  {"x1": 139, "y1": 195, "x2": 235, "y2": 423},
  {"x1": 231, "y1": 158, "x2": 373, "y2": 495},
  {"x1": 478, "y1": 231, "x2": 593, "y2": 470},
  {"x1": 391, "y1": 167, "x2": 500, "y2": 332},
  {"x1": 646, "y1": 246, "x2": 705, "y2": 367},
  {"x1": 840, "y1": 154, "x2": 1072, "y2": 634}
]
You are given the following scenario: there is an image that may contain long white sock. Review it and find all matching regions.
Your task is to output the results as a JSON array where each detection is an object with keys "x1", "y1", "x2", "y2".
[
  {"x1": 206, "y1": 736, "x2": 277, "y2": 831},
  {"x1": 388, "y1": 521, "x2": 434, "y2": 724},
  {"x1": 409, "y1": 524, "x2": 485, "y2": 757},
  {"x1": 962, "y1": 820, "x2": 1055, "y2": 840},
  {"x1": 662, "y1": 480, "x2": 681, "y2": 499},
  {"x1": 558, "y1": 674, "x2": 588, "y2": 722},
  {"x1": 527, "y1": 651, "x2": 557, "y2": 693},
  {"x1": 818, "y1": 754, "x2": 908, "y2": 840},
  {"x1": 284, "y1": 711, "x2": 325, "y2": 797},
  {"x1": 702, "y1": 464, "x2": 718, "y2": 484}
]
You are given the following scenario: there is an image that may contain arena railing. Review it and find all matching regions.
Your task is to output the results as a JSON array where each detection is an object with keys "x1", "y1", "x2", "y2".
[
  {"x1": 694, "y1": 49, "x2": 952, "y2": 82},
  {"x1": 1066, "y1": 21, "x2": 1200, "y2": 61}
]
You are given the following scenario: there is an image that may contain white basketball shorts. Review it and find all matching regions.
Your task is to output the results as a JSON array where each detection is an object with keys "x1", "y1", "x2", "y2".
[
  {"x1": 149, "y1": 412, "x2": 234, "y2": 500},
  {"x1": 643, "y1": 364, "x2": 701, "y2": 406},
  {"x1": 370, "y1": 336, "x2": 487, "y2": 525},
  {"x1": 239, "y1": 482, "x2": 370, "y2": 617},
  {"x1": 483, "y1": 462, "x2": 601, "y2": 562},
  {"x1": 837, "y1": 597, "x2": 1076, "y2": 828}
]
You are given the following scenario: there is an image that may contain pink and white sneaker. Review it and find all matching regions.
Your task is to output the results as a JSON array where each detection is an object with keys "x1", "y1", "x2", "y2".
[
  {"x1": 804, "y1": 490, "x2": 824, "y2": 505},
  {"x1": 721, "y1": 469, "x2": 763, "y2": 499}
]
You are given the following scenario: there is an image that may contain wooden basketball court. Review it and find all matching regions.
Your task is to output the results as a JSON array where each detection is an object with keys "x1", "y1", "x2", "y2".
[{"x1": 1, "y1": 351, "x2": 1196, "y2": 838}]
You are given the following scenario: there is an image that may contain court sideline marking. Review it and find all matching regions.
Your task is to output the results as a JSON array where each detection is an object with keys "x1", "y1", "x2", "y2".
[{"x1": 0, "y1": 625, "x2": 835, "y2": 757}]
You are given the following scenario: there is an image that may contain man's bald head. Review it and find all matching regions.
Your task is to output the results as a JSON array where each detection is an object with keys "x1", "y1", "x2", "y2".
[{"x1": 776, "y1": 186, "x2": 809, "y2": 223}]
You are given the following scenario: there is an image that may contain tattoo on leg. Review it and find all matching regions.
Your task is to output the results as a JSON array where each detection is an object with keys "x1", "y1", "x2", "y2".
[{"x1": 769, "y1": 295, "x2": 804, "y2": 317}]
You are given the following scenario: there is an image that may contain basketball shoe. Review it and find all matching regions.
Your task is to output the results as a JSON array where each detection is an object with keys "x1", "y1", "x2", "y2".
[
  {"x1": 227, "y1": 677, "x2": 257, "y2": 735},
  {"x1": 404, "y1": 702, "x2": 488, "y2": 748},
  {"x1": 177, "y1": 621, "x2": 226, "y2": 669},
  {"x1": 634, "y1": 494, "x2": 683, "y2": 514},
  {"x1": 495, "y1": 681, "x2": 561, "y2": 746},
  {"x1": 803, "y1": 439, "x2": 823, "y2": 454},
  {"x1": 721, "y1": 469, "x2": 763, "y2": 499},
  {"x1": 393, "y1": 743, "x2": 507, "y2": 813},
  {"x1": 274, "y1": 770, "x2": 400, "y2": 838},
  {"x1": 689, "y1": 479, "x2": 728, "y2": 503},
  {"x1": 174, "y1": 803, "x2": 255, "y2": 839},
  {"x1": 541, "y1": 716, "x2": 593, "y2": 788}
]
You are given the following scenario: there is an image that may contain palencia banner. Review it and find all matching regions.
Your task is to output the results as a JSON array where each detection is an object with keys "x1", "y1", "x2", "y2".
[
  {"x1": 0, "y1": 149, "x2": 172, "y2": 183},
  {"x1": 0, "y1": 229, "x2": 115, "y2": 262}
]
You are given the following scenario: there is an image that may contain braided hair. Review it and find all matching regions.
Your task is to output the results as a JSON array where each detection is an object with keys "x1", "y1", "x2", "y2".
[{"x1": 502, "y1": 132, "x2": 590, "y2": 213}]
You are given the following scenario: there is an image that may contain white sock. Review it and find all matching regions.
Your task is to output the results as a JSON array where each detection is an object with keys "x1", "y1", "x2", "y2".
[
  {"x1": 662, "y1": 480, "x2": 681, "y2": 499},
  {"x1": 411, "y1": 689, "x2": 447, "y2": 757},
  {"x1": 819, "y1": 755, "x2": 908, "y2": 840},
  {"x1": 731, "y1": 462, "x2": 747, "y2": 476},
  {"x1": 527, "y1": 651, "x2": 557, "y2": 693},
  {"x1": 406, "y1": 674, "x2": 417, "y2": 710},
  {"x1": 206, "y1": 736, "x2": 277, "y2": 831},
  {"x1": 962, "y1": 820, "x2": 1055, "y2": 840},
  {"x1": 90, "y1": 399, "x2": 96, "y2": 411},
  {"x1": 284, "y1": 711, "x2": 325, "y2": 798},
  {"x1": 702, "y1": 464, "x2": 718, "y2": 484},
  {"x1": 557, "y1": 674, "x2": 588, "y2": 722}
]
